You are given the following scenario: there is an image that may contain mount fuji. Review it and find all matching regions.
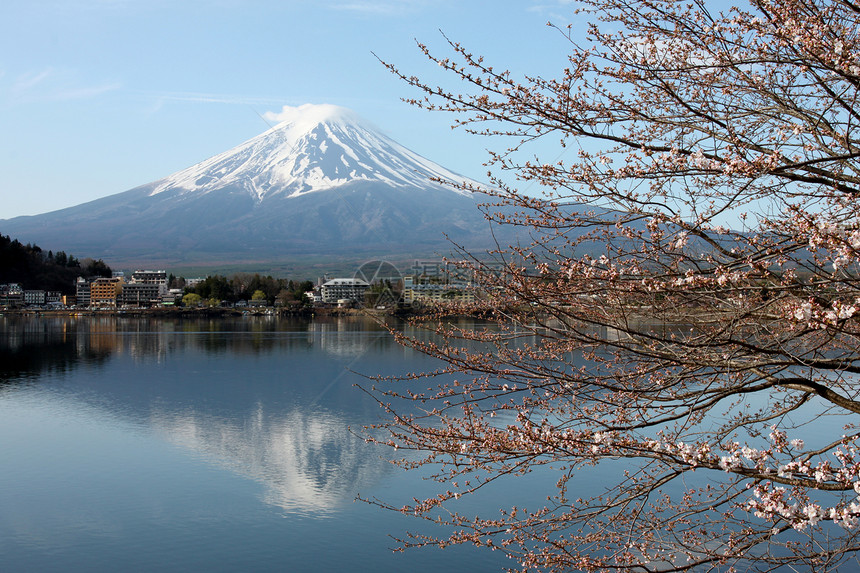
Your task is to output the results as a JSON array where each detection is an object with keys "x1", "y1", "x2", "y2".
[{"x1": 1, "y1": 104, "x2": 498, "y2": 268}]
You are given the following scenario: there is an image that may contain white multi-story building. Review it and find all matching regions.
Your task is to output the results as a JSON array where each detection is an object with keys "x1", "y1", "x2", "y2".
[
  {"x1": 75, "y1": 277, "x2": 91, "y2": 307},
  {"x1": 320, "y1": 278, "x2": 370, "y2": 304},
  {"x1": 130, "y1": 270, "x2": 169, "y2": 297},
  {"x1": 24, "y1": 290, "x2": 46, "y2": 305},
  {"x1": 131, "y1": 270, "x2": 167, "y2": 285},
  {"x1": 402, "y1": 276, "x2": 476, "y2": 304}
]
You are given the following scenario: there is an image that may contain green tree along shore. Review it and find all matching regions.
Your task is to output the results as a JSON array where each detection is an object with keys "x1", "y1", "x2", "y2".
[
  {"x1": 0, "y1": 234, "x2": 112, "y2": 294},
  {"x1": 183, "y1": 274, "x2": 314, "y2": 308}
]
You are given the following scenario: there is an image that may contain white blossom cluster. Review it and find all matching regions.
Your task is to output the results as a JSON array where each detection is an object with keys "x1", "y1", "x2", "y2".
[
  {"x1": 801, "y1": 216, "x2": 860, "y2": 271},
  {"x1": 748, "y1": 483, "x2": 860, "y2": 531},
  {"x1": 621, "y1": 429, "x2": 860, "y2": 531},
  {"x1": 789, "y1": 298, "x2": 859, "y2": 329},
  {"x1": 744, "y1": 433, "x2": 860, "y2": 531}
]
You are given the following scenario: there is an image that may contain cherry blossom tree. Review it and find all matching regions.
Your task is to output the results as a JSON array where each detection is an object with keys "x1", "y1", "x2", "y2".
[{"x1": 364, "y1": 0, "x2": 860, "y2": 571}]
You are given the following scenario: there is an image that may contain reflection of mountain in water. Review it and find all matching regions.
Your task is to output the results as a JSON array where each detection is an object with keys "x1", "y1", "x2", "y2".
[
  {"x1": 151, "y1": 404, "x2": 388, "y2": 514},
  {"x1": 0, "y1": 315, "x2": 424, "y2": 513}
]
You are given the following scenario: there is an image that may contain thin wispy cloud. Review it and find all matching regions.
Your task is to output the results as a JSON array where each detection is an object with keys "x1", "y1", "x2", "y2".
[
  {"x1": 6, "y1": 68, "x2": 120, "y2": 103},
  {"x1": 528, "y1": 0, "x2": 576, "y2": 26},
  {"x1": 145, "y1": 91, "x2": 292, "y2": 106},
  {"x1": 528, "y1": 0, "x2": 576, "y2": 11},
  {"x1": 55, "y1": 82, "x2": 122, "y2": 101},
  {"x1": 12, "y1": 69, "x2": 54, "y2": 94},
  {"x1": 139, "y1": 91, "x2": 299, "y2": 121},
  {"x1": 326, "y1": 0, "x2": 433, "y2": 15},
  {"x1": 39, "y1": 0, "x2": 156, "y2": 12}
]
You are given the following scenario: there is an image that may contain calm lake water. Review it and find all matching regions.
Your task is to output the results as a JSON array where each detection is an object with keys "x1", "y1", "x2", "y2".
[{"x1": 0, "y1": 314, "x2": 540, "y2": 572}]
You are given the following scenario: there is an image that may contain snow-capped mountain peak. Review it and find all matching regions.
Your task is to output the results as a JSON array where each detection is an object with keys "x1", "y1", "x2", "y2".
[
  {"x1": 0, "y1": 103, "x2": 505, "y2": 266},
  {"x1": 148, "y1": 103, "x2": 475, "y2": 202}
]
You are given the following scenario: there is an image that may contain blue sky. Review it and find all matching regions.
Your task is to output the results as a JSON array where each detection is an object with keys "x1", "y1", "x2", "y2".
[{"x1": 0, "y1": 0, "x2": 576, "y2": 219}]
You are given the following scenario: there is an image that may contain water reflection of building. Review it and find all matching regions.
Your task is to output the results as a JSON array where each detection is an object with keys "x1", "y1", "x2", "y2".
[
  {"x1": 308, "y1": 317, "x2": 389, "y2": 358},
  {"x1": 0, "y1": 315, "x2": 110, "y2": 377}
]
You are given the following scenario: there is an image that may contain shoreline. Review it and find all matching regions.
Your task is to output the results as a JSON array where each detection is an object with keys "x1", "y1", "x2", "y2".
[{"x1": 0, "y1": 306, "x2": 418, "y2": 319}]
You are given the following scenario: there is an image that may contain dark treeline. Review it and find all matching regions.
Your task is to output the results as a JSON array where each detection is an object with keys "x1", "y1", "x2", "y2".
[
  {"x1": 0, "y1": 234, "x2": 112, "y2": 294},
  {"x1": 182, "y1": 273, "x2": 314, "y2": 306}
]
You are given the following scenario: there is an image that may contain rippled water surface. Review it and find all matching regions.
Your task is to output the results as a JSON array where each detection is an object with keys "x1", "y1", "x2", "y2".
[{"x1": 0, "y1": 314, "x2": 526, "y2": 573}]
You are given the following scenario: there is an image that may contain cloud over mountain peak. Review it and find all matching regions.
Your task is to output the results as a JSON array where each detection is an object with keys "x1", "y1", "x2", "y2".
[{"x1": 263, "y1": 103, "x2": 363, "y2": 128}]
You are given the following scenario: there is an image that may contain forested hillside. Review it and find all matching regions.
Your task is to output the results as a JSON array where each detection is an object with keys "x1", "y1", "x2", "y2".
[{"x1": 0, "y1": 234, "x2": 112, "y2": 294}]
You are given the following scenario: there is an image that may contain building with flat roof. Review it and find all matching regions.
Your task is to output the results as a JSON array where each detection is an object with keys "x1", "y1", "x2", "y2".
[
  {"x1": 24, "y1": 290, "x2": 46, "y2": 306},
  {"x1": 121, "y1": 282, "x2": 161, "y2": 307},
  {"x1": 402, "y1": 275, "x2": 476, "y2": 305},
  {"x1": 76, "y1": 277, "x2": 91, "y2": 308},
  {"x1": 1, "y1": 283, "x2": 24, "y2": 307},
  {"x1": 90, "y1": 277, "x2": 124, "y2": 308},
  {"x1": 320, "y1": 278, "x2": 370, "y2": 304},
  {"x1": 131, "y1": 270, "x2": 167, "y2": 287}
]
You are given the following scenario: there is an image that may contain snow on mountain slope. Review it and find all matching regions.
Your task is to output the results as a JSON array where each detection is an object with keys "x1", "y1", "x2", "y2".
[{"x1": 148, "y1": 103, "x2": 476, "y2": 201}]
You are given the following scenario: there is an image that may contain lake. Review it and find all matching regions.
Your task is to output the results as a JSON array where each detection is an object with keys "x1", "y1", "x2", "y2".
[{"x1": 0, "y1": 314, "x2": 534, "y2": 572}]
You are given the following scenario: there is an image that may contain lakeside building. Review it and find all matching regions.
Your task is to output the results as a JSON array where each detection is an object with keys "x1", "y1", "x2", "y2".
[
  {"x1": 131, "y1": 270, "x2": 167, "y2": 285},
  {"x1": 24, "y1": 290, "x2": 46, "y2": 306},
  {"x1": 0, "y1": 287, "x2": 66, "y2": 308},
  {"x1": 400, "y1": 260, "x2": 480, "y2": 305},
  {"x1": 76, "y1": 277, "x2": 91, "y2": 307},
  {"x1": 2, "y1": 270, "x2": 169, "y2": 309},
  {"x1": 90, "y1": 277, "x2": 124, "y2": 308},
  {"x1": 0, "y1": 283, "x2": 24, "y2": 307},
  {"x1": 121, "y1": 282, "x2": 161, "y2": 307},
  {"x1": 401, "y1": 275, "x2": 476, "y2": 305},
  {"x1": 121, "y1": 270, "x2": 168, "y2": 306},
  {"x1": 75, "y1": 270, "x2": 173, "y2": 308},
  {"x1": 320, "y1": 278, "x2": 370, "y2": 304},
  {"x1": 130, "y1": 270, "x2": 168, "y2": 296},
  {"x1": 164, "y1": 289, "x2": 184, "y2": 306}
]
